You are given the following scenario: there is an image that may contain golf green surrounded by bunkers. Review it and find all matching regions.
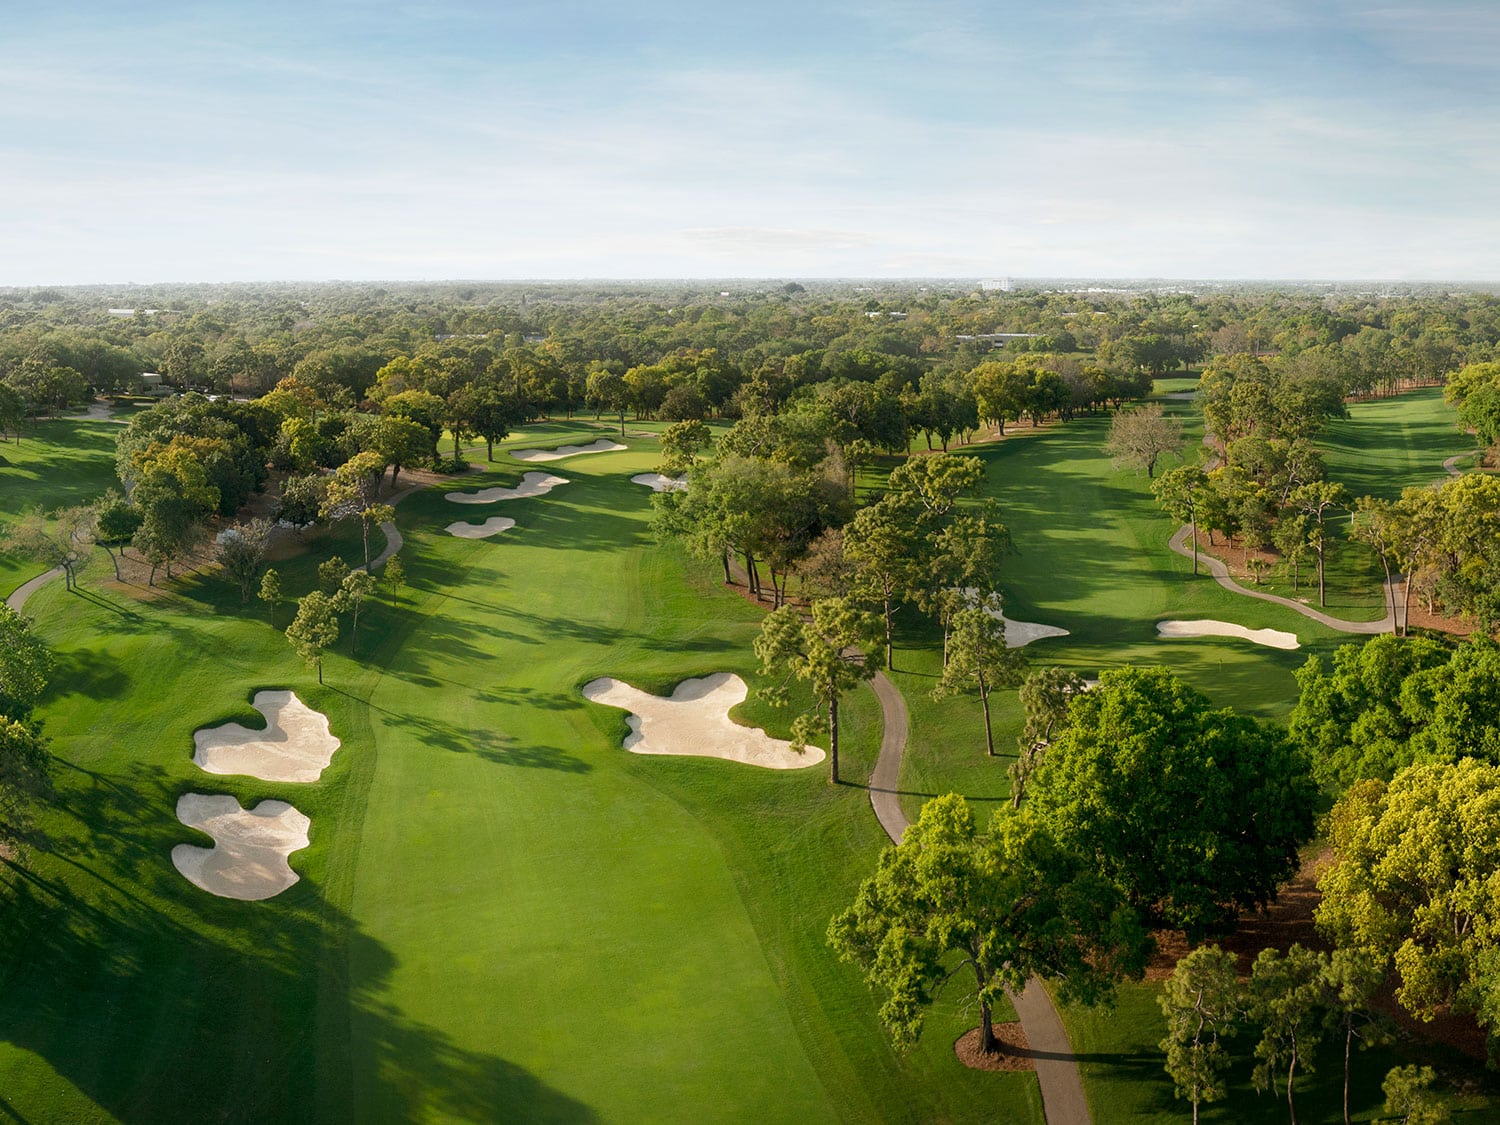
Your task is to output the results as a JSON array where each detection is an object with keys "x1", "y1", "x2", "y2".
[{"x1": 0, "y1": 389, "x2": 1491, "y2": 1122}]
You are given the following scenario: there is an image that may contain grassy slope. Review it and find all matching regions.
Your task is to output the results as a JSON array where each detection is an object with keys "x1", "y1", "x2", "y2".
[
  {"x1": 3, "y1": 422, "x2": 1040, "y2": 1123},
  {"x1": 0, "y1": 419, "x2": 121, "y2": 597},
  {"x1": 1321, "y1": 387, "x2": 1473, "y2": 502}
]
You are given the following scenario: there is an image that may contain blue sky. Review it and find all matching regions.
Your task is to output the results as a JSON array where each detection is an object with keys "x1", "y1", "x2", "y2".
[{"x1": 3, "y1": 1, "x2": 1498, "y2": 282}]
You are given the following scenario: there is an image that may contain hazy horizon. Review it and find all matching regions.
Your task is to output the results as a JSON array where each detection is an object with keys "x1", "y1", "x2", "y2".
[{"x1": 7, "y1": 2, "x2": 1498, "y2": 285}]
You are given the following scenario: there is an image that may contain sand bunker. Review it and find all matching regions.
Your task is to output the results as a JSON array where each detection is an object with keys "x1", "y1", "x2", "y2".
[
  {"x1": 962, "y1": 589, "x2": 1070, "y2": 647},
  {"x1": 445, "y1": 516, "x2": 516, "y2": 539},
  {"x1": 998, "y1": 614, "x2": 1070, "y2": 647},
  {"x1": 171, "y1": 794, "x2": 310, "y2": 901},
  {"x1": 631, "y1": 473, "x2": 688, "y2": 492},
  {"x1": 511, "y1": 439, "x2": 625, "y2": 462},
  {"x1": 1157, "y1": 619, "x2": 1300, "y2": 650},
  {"x1": 193, "y1": 691, "x2": 341, "y2": 783},
  {"x1": 582, "y1": 673, "x2": 823, "y2": 770},
  {"x1": 445, "y1": 472, "x2": 569, "y2": 505}
]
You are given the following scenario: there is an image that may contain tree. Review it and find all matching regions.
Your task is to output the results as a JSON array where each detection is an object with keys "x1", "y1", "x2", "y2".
[
  {"x1": 1382, "y1": 1066, "x2": 1449, "y2": 1125},
  {"x1": 1107, "y1": 402, "x2": 1183, "y2": 478},
  {"x1": 1325, "y1": 948, "x2": 1390, "y2": 1125},
  {"x1": 92, "y1": 489, "x2": 141, "y2": 581},
  {"x1": 829, "y1": 795, "x2": 1147, "y2": 1056},
  {"x1": 375, "y1": 414, "x2": 435, "y2": 485},
  {"x1": 318, "y1": 556, "x2": 351, "y2": 595},
  {"x1": 586, "y1": 369, "x2": 630, "y2": 436},
  {"x1": 1274, "y1": 512, "x2": 1312, "y2": 593},
  {"x1": 1159, "y1": 945, "x2": 1239, "y2": 1125},
  {"x1": 0, "y1": 383, "x2": 23, "y2": 440},
  {"x1": 1153, "y1": 466, "x2": 1208, "y2": 574},
  {"x1": 1247, "y1": 944, "x2": 1333, "y2": 1125},
  {"x1": 385, "y1": 554, "x2": 406, "y2": 605},
  {"x1": 1290, "y1": 481, "x2": 1350, "y2": 608},
  {"x1": 276, "y1": 472, "x2": 328, "y2": 529},
  {"x1": 214, "y1": 519, "x2": 272, "y2": 604},
  {"x1": 843, "y1": 495, "x2": 920, "y2": 670},
  {"x1": 1316, "y1": 760, "x2": 1500, "y2": 1052},
  {"x1": 258, "y1": 567, "x2": 283, "y2": 624},
  {"x1": 0, "y1": 717, "x2": 53, "y2": 844},
  {"x1": 931, "y1": 600, "x2": 1025, "y2": 758},
  {"x1": 1027, "y1": 666, "x2": 1316, "y2": 934},
  {"x1": 323, "y1": 450, "x2": 387, "y2": 568},
  {"x1": 755, "y1": 597, "x2": 880, "y2": 784},
  {"x1": 7, "y1": 506, "x2": 93, "y2": 591},
  {"x1": 336, "y1": 568, "x2": 377, "y2": 653},
  {"x1": 658, "y1": 419, "x2": 712, "y2": 476},
  {"x1": 1287, "y1": 633, "x2": 1449, "y2": 788},
  {"x1": 0, "y1": 606, "x2": 51, "y2": 720},
  {"x1": 1351, "y1": 496, "x2": 1401, "y2": 633},
  {"x1": 1013, "y1": 666, "x2": 1086, "y2": 808},
  {"x1": 286, "y1": 591, "x2": 339, "y2": 684},
  {"x1": 129, "y1": 440, "x2": 220, "y2": 583}
]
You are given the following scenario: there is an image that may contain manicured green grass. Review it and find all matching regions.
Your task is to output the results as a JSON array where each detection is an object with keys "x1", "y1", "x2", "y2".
[
  {"x1": 1322, "y1": 387, "x2": 1472, "y2": 502},
  {"x1": 1057, "y1": 983, "x2": 1494, "y2": 1123},
  {"x1": 5, "y1": 421, "x2": 1041, "y2": 1122},
  {"x1": 0, "y1": 419, "x2": 121, "y2": 597}
]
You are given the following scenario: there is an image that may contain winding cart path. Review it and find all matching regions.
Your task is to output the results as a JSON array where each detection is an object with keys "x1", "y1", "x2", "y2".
[{"x1": 867, "y1": 670, "x2": 1091, "y2": 1125}]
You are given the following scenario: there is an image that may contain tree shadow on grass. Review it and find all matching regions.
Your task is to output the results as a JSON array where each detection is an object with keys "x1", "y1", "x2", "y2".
[
  {"x1": 0, "y1": 759, "x2": 597, "y2": 1123},
  {"x1": 41, "y1": 646, "x2": 131, "y2": 706},
  {"x1": 325, "y1": 687, "x2": 592, "y2": 774}
]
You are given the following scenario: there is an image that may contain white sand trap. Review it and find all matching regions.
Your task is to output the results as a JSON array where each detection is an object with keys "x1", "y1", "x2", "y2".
[
  {"x1": 962, "y1": 589, "x2": 1070, "y2": 647},
  {"x1": 171, "y1": 794, "x2": 310, "y2": 901},
  {"x1": 631, "y1": 473, "x2": 688, "y2": 492},
  {"x1": 445, "y1": 516, "x2": 516, "y2": 538},
  {"x1": 511, "y1": 439, "x2": 626, "y2": 462},
  {"x1": 1157, "y1": 619, "x2": 1301, "y2": 650},
  {"x1": 582, "y1": 673, "x2": 824, "y2": 770},
  {"x1": 193, "y1": 691, "x2": 341, "y2": 783},
  {"x1": 445, "y1": 472, "x2": 569, "y2": 505},
  {"x1": 998, "y1": 615, "x2": 1071, "y2": 647}
]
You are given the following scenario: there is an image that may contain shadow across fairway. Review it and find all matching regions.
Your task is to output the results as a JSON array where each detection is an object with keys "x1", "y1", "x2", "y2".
[
  {"x1": 329, "y1": 687, "x2": 592, "y2": 774},
  {"x1": 42, "y1": 647, "x2": 130, "y2": 706},
  {"x1": 0, "y1": 755, "x2": 598, "y2": 1122}
]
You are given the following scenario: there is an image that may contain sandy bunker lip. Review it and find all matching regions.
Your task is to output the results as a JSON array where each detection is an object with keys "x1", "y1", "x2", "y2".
[
  {"x1": 961, "y1": 588, "x2": 1070, "y2": 647},
  {"x1": 630, "y1": 473, "x2": 687, "y2": 492},
  {"x1": 1156, "y1": 619, "x2": 1300, "y2": 650},
  {"x1": 445, "y1": 516, "x2": 516, "y2": 538},
  {"x1": 171, "y1": 793, "x2": 310, "y2": 901},
  {"x1": 511, "y1": 438, "x2": 625, "y2": 462},
  {"x1": 445, "y1": 472, "x2": 569, "y2": 505},
  {"x1": 582, "y1": 672, "x2": 823, "y2": 770},
  {"x1": 193, "y1": 690, "x2": 341, "y2": 783}
]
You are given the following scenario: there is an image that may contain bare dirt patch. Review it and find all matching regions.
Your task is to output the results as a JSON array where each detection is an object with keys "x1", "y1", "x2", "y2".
[{"x1": 954, "y1": 1023, "x2": 1035, "y2": 1071}]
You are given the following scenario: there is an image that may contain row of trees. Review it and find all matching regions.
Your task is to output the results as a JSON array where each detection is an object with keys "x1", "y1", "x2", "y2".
[{"x1": 1159, "y1": 943, "x2": 1443, "y2": 1125}]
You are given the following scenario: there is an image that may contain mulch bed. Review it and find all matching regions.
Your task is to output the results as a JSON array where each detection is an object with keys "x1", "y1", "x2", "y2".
[
  {"x1": 1145, "y1": 849, "x2": 1491, "y2": 1062},
  {"x1": 953, "y1": 1022, "x2": 1034, "y2": 1072}
]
